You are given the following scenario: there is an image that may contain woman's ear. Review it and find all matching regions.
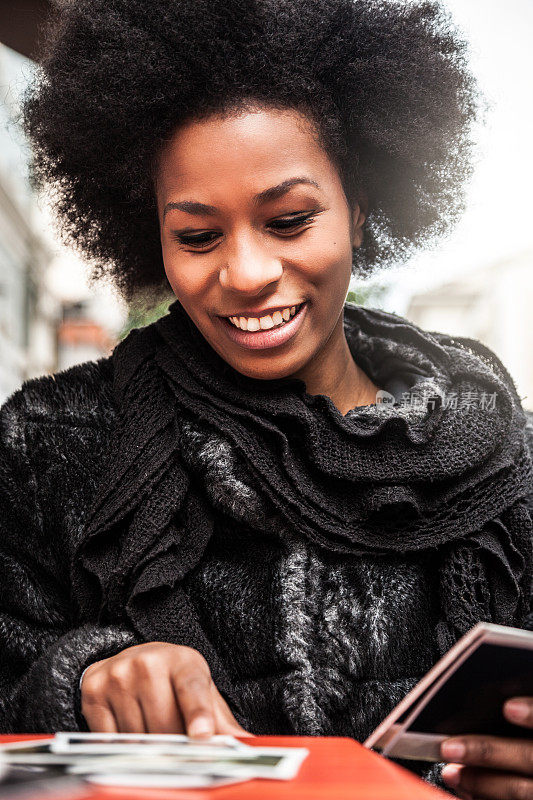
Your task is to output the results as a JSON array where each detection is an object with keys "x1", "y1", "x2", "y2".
[{"x1": 351, "y1": 197, "x2": 367, "y2": 249}]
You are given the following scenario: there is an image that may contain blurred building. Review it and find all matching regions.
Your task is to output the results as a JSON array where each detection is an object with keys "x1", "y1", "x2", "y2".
[
  {"x1": 55, "y1": 296, "x2": 124, "y2": 373},
  {"x1": 0, "y1": 43, "x2": 128, "y2": 404},
  {"x1": 0, "y1": 182, "x2": 58, "y2": 399},
  {"x1": 405, "y1": 249, "x2": 533, "y2": 410},
  {"x1": 0, "y1": 44, "x2": 58, "y2": 401}
]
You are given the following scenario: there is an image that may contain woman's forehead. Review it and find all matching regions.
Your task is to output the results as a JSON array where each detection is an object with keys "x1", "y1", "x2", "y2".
[{"x1": 155, "y1": 107, "x2": 335, "y2": 199}]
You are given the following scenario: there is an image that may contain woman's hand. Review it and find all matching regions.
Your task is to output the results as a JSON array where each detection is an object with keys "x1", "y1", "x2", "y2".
[
  {"x1": 80, "y1": 642, "x2": 252, "y2": 738},
  {"x1": 440, "y1": 697, "x2": 533, "y2": 799}
]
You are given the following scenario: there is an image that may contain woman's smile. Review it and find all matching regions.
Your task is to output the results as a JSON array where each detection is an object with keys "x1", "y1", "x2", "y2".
[{"x1": 215, "y1": 300, "x2": 308, "y2": 350}]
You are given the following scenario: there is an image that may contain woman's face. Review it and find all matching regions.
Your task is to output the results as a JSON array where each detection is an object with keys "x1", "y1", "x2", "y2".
[{"x1": 155, "y1": 106, "x2": 365, "y2": 383}]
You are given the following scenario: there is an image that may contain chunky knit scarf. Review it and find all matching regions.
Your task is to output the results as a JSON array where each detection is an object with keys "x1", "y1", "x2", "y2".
[{"x1": 72, "y1": 299, "x2": 533, "y2": 714}]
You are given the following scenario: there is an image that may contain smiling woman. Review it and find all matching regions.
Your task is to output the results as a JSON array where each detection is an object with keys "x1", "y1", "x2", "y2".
[{"x1": 1, "y1": 2, "x2": 532, "y2": 800}]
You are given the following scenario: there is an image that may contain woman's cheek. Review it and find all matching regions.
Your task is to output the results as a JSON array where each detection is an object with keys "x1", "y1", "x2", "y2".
[
  {"x1": 300, "y1": 230, "x2": 353, "y2": 285},
  {"x1": 163, "y1": 255, "x2": 208, "y2": 302}
]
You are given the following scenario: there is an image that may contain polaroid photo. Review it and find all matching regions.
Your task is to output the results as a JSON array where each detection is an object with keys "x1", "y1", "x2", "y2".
[{"x1": 51, "y1": 732, "x2": 251, "y2": 755}]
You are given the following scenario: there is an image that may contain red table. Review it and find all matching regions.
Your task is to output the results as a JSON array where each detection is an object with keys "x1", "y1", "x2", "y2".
[{"x1": 1, "y1": 735, "x2": 451, "y2": 799}]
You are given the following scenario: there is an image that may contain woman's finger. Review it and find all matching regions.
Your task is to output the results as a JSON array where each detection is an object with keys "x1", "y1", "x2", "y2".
[
  {"x1": 108, "y1": 692, "x2": 147, "y2": 733},
  {"x1": 81, "y1": 667, "x2": 119, "y2": 732},
  {"x1": 504, "y1": 698, "x2": 533, "y2": 729},
  {"x1": 81, "y1": 699, "x2": 118, "y2": 733},
  {"x1": 210, "y1": 682, "x2": 252, "y2": 736},
  {"x1": 171, "y1": 668, "x2": 216, "y2": 738},
  {"x1": 441, "y1": 735, "x2": 533, "y2": 776},
  {"x1": 442, "y1": 765, "x2": 533, "y2": 800},
  {"x1": 138, "y1": 677, "x2": 186, "y2": 734}
]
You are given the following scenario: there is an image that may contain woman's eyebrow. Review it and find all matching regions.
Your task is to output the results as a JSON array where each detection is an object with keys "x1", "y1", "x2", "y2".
[
  {"x1": 252, "y1": 176, "x2": 320, "y2": 206},
  {"x1": 163, "y1": 176, "x2": 320, "y2": 219}
]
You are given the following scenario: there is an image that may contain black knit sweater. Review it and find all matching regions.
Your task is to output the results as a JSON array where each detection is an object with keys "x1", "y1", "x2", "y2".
[{"x1": 1, "y1": 300, "x2": 532, "y2": 791}]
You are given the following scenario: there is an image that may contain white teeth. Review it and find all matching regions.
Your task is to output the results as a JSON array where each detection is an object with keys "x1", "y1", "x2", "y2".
[
  {"x1": 259, "y1": 315, "x2": 275, "y2": 330},
  {"x1": 228, "y1": 304, "x2": 301, "y2": 331}
]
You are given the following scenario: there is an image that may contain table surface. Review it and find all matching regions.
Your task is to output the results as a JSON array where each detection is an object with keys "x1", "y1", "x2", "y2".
[{"x1": 0, "y1": 734, "x2": 451, "y2": 800}]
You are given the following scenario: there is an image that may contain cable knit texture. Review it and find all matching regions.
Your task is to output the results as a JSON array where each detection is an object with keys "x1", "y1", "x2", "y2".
[{"x1": 1, "y1": 299, "x2": 532, "y2": 793}]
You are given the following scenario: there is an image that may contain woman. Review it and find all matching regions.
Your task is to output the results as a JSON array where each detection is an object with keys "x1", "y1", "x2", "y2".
[{"x1": 1, "y1": 0, "x2": 532, "y2": 796}]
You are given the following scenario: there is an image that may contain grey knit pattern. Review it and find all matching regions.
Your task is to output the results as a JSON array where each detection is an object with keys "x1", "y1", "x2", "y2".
[{"x1": 174, "y1": 417, "x2": 463, "y2": 788}]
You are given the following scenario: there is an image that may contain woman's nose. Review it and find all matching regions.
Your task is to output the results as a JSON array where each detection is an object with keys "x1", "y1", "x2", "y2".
[{"x1": 218, "y1": 233, "x2": 283, "y2": 292}]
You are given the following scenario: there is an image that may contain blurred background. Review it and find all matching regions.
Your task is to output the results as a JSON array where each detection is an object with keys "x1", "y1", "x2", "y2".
[{"x1": 1, "y1": 0, "x2": 532, "y2": 408}]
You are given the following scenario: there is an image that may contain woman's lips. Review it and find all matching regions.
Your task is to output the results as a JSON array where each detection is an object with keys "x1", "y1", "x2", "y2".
[{"x1": 217, "y1": 302, "x2": 308, "y2": 350}]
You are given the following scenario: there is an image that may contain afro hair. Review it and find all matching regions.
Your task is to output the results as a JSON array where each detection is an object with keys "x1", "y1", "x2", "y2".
[{"x1": 22, "y1": 0, "x2": 481, "y2": 306}]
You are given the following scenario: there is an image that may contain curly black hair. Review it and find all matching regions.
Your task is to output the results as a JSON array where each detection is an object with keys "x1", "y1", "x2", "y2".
[{"x1": 22, "y1": 0, "x2": 480, "y2": 306}]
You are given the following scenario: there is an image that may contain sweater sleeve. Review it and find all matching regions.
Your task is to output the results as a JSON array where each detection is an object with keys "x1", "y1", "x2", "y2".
[
  {"x1": 0, "y1": 391, "x2": 140, "y2": 733},
  {"x1": 524, "y1": 409, "x2": 533, "y2": 516}
]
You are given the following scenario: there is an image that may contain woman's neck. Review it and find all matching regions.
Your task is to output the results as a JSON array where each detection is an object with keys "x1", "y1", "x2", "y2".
[{"x1": 291, "y1": 329, "x2": 381, "y2": 417}]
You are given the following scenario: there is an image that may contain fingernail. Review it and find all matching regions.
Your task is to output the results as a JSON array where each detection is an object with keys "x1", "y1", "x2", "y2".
[
  {"x1": 189, "y1": 716, "x2": 214, "y2": 738},
  {"x1": 504, "y1": 700, "x2": 529, "y2": 722},
  {"x1": 441, "y1": 740, "x2": 466, "y2": 760},
  {"x1": 441, "y1": 764, "x2": 461, "y2": 787}
]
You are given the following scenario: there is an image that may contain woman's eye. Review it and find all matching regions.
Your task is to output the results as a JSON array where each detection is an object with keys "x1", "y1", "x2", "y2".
[
  {"x1": 269, "y1": 213, "x2": 317, "y2": 232},
  {"x1": 171, "y1": 231, "x2": 219, "y2": 248}
]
